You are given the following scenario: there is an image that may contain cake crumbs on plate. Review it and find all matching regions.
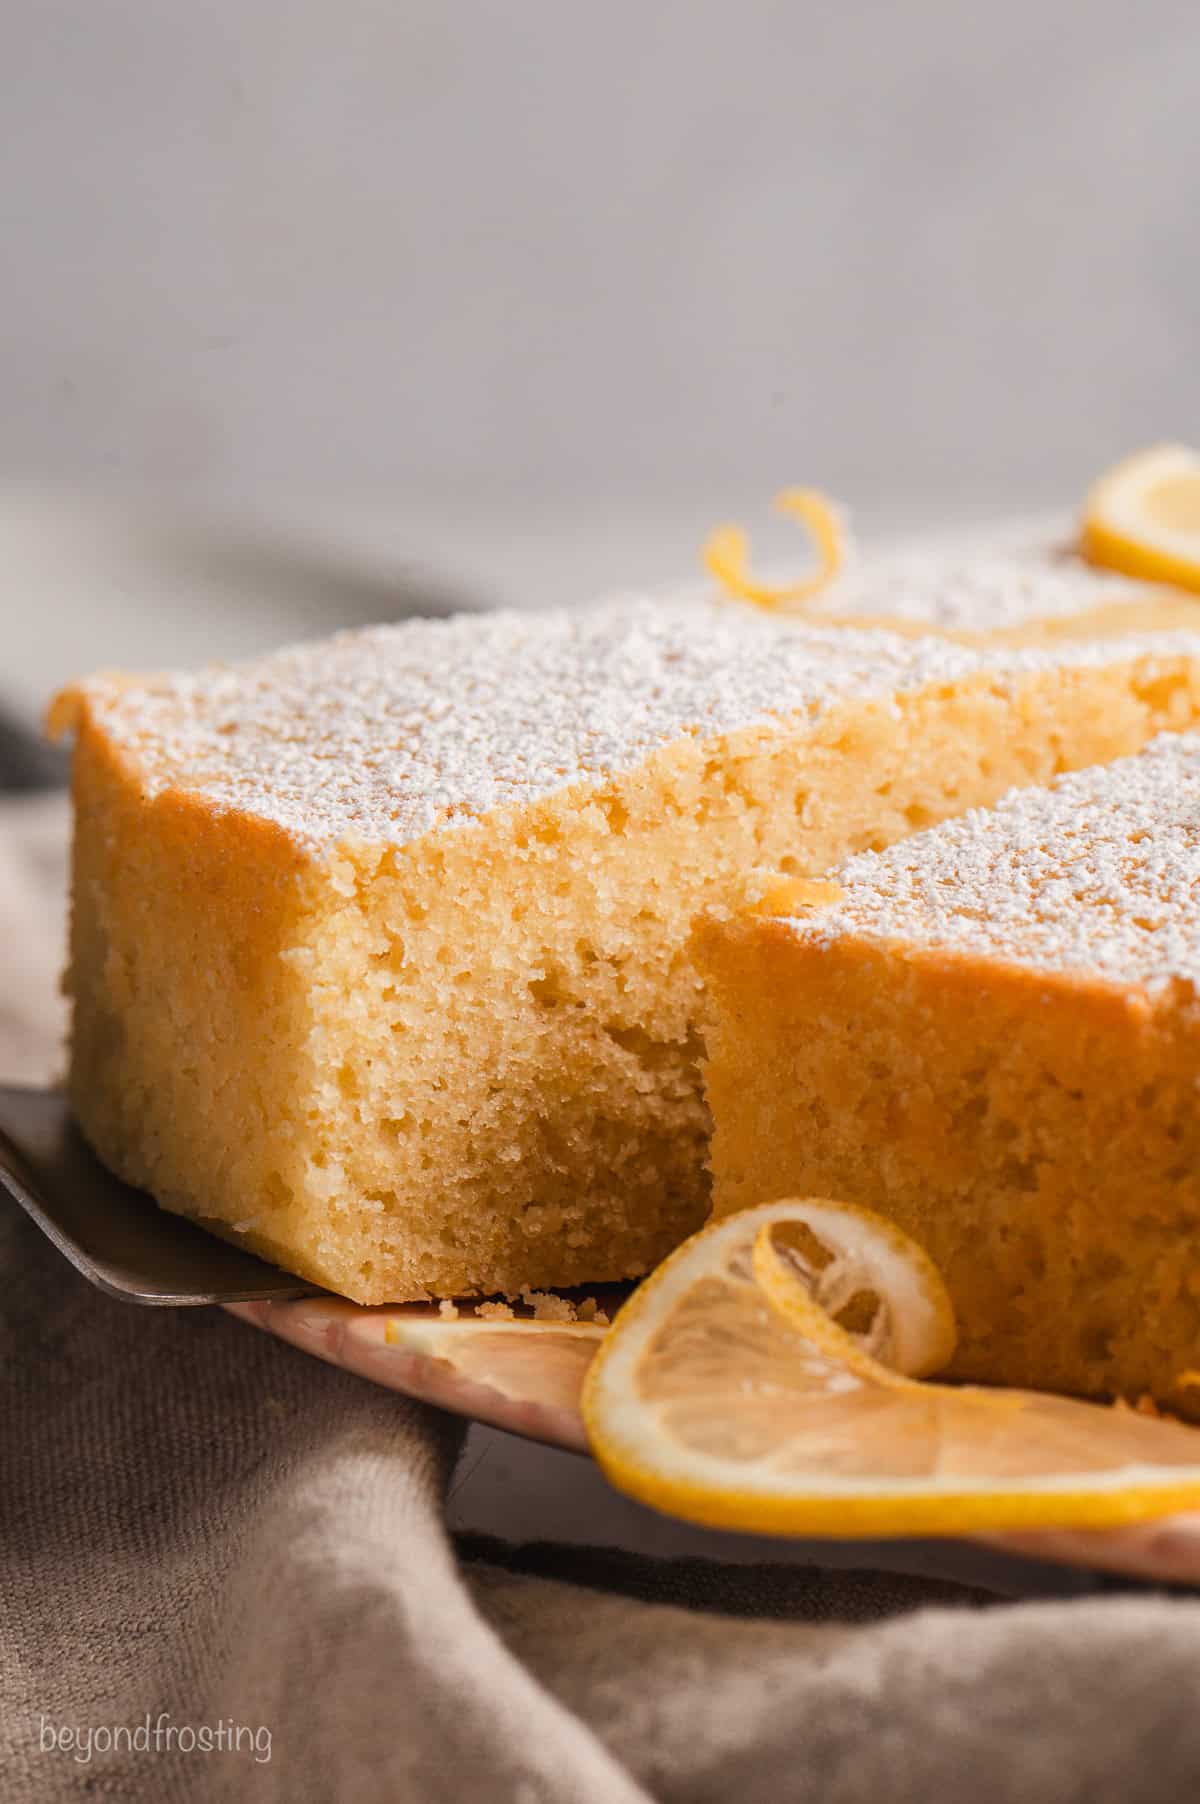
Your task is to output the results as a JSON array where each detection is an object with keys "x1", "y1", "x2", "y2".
[
  {"x1": 467, "y1": 1290, "x2": 612, "y2": 1325},
  {"x1": 519, "y1": 1287, "x2": 611, "y2": 1325},
  {"x1": 574, "y1": 1296, "x2": 612, "y2": 1327},
  {"x1": 474, "y1": 1300, "x2": 516, "y2": 1322},
  {"x1": 519, "y1": 1287, "x2": 578, "y2": 1323}
]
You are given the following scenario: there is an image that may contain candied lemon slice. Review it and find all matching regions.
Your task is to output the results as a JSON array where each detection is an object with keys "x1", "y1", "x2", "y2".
[
  {"x1": 703, "y1": 489, "x2": 847, "y2": 610},
  {"x1": 582, "y1": 1199, "x2": 1200, "y2": 1537},
  {"x1": 1081, "y1": 444, "x2": 1200, "y2": 594}
]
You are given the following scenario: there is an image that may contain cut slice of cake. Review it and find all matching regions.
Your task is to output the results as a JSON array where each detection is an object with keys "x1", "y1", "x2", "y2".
[
  {"x1": 49, "y1": 598, "x2": 1200, "y2": 1304},
  {"x1": 697, "y1": 731, "x2": 1200, "y2": 1407}
]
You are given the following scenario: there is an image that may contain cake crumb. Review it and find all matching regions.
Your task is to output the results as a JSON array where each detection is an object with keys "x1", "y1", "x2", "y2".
[
  {"x1": 512, "y1": 1286, "x2": 612, "y2": 1325},
  {"x1": 1114, "y1": 1391, "x2": 1184, "y2": 1423},
  {"x1": 437, "y1": 1299, "x2": 460, "y2": 1321},
  {"x1": 519, "y1": 1287, "x2": 578, "y2": 1322},
  {"x1": 475, "y1": 1300, "x2": 516, "y2": 1322},
  {"x1": 575, "y1": 1296, "x2": 612, "y2": 1327}
]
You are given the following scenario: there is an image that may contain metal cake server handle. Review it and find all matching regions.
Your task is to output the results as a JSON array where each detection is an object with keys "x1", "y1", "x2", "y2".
[{"x1": 0, "y1": 1084, "x2": 319, "y2": 1304}]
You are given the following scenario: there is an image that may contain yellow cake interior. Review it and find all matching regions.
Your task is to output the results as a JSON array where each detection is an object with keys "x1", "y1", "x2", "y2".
[
  {"x1": 51, "y1": 601, "x2": 1200, "y2": 1305},
  {"x1": 697, "y1": 732, "x2": 1200, "y2": 1406}
]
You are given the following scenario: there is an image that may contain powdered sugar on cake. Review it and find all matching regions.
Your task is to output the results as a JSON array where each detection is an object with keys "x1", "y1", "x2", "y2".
[
  {"x1": 66, "y1": 596, "x2": 1200, "y2": 855},
  {"x1": 54, "y1": 600, "x2": 1004, "y2": 848},
  {"x1": 807, "y1": 537, "x2": 1160, "y2": 630},
  {"x1": 789, "y1": 733, "x2": 1200, "y2": 995}
]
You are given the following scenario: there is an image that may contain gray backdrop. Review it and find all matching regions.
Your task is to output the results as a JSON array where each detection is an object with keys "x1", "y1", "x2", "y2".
[{"x1": 4, "y1": 0, "x2": 1198, "y2": 527}]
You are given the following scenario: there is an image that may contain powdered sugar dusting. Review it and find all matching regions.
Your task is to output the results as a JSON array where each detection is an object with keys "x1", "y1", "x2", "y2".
[
  {"x1": 786, "y1": 733, "x2": 1200, "y2": 995},
  {"x1": 807, "y1": 537, "x2": 1165, "y2": 630},
  {"x1": 72, "y1": 595, "x2": 1200, "y2": 857},
  {"x1": 68, "y1": 598, "x2": 973, "y2": 850}
]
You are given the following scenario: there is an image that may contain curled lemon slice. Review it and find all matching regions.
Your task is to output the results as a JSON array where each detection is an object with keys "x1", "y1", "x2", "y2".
[
  {"x1": 1082, "y1": 443, "x2": 1200, "y2": 594},
  {"x1": 703, "y1": 488, "x2": 847, "y2": 610},
  {"x1": 582, "y1": 1199, "x2": 1200, "y2": 1537}
]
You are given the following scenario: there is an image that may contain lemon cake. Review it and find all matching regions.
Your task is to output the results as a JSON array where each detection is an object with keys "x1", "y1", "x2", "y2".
[
  {"x1": 698, "y1": 731, "x2": 1200, "y2": 1406},
  {"x1": 791, "y1": 533, "x2": 1199, "y2": 643},
  {"x1": 50, "y1": 599, "x2": 1200, "y2": 1304}
]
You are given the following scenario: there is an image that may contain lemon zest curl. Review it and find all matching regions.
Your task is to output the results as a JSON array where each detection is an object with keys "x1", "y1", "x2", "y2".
[{"x1": 703, "y1": 488, "x2": 847, "y2": 612}]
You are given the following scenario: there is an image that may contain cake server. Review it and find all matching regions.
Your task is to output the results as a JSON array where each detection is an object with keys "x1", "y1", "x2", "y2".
[
  {"x1": 10, "y1": 1082, "x2": 1200, "y2": 1595},
  {"x1": 0, "y1": 1083, "x2": 319, "y2": 1303}
]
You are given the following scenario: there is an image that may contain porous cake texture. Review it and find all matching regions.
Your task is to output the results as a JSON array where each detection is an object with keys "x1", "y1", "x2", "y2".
[
  {"x1": 697, "y1": 732, "x2": 1200, "y2": 1406},
  {"x1": 52, "y1": 596, "x2": 1200, "y2": 1304}
]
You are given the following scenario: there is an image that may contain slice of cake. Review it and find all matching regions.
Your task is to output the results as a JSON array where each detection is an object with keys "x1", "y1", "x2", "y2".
[
  {"x1": 49, "y1": 598, "x2": 1200, "y2": 1304},
  {"x1": 697, "y1": 732, "x2": 1200, "y2": 1406}
]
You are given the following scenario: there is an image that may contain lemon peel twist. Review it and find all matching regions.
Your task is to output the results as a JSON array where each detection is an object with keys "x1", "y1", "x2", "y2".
[{"x1": 703, "y1": 488, "x2": 848, "y2": 611}]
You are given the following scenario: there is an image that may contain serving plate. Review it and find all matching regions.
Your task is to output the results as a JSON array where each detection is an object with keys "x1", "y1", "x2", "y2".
[
  {"x1": 227, "y1": 1295, "x2": 605, "y2": 1454},
  {"x1": 6, "y1": 1080, "x2": 1200, "y2": 1592},
  {"x1": 228, "y1": 1291, "x2": 1200, "y2": 1590}
]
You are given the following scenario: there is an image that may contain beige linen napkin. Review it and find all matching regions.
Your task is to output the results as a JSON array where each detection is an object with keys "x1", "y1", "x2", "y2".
[{"x1": 4, "y1": 796, "x2": 1200, "y2": 1803}]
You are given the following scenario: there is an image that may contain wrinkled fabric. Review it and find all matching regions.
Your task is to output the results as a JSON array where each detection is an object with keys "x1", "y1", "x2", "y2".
[{"x1": 4, "y1": 797, "x2": 1200, "y2": 1804}]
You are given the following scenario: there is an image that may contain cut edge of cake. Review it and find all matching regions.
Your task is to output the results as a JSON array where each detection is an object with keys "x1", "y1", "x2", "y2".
[
  {"x1": 50, "y1": 602, "x2": 1200, "y2": 1305},
  {"x1": 696, "y1": 731, "x2": 1200, "y2": 1407}
]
